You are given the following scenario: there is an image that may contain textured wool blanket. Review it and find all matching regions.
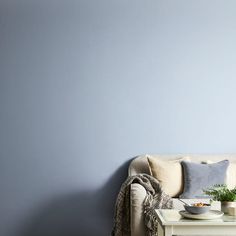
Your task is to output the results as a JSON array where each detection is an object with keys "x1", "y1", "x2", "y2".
[{"x1": 111, "y1": 174, "x2": 173, "y2": 236}]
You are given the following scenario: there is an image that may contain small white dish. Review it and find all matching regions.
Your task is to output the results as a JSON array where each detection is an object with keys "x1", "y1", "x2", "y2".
[{"x1": 179, "y1": 210, "x2": 224, "y2": 220}]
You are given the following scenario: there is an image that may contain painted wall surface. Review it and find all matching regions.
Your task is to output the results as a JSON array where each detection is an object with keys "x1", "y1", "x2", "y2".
[{"x1": 1, "y1": 0, "x2": 236, "y2": 235}]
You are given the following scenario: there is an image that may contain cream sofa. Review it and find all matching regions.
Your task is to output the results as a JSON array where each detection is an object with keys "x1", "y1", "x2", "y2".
[{"x1": 128, "y1": 154, "x2": 236, "y2": 236}]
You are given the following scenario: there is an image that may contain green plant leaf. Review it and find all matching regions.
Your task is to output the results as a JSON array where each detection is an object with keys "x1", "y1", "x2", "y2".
[{"x1": 203, "y1": 184, "x2": 236, "y2": 202}]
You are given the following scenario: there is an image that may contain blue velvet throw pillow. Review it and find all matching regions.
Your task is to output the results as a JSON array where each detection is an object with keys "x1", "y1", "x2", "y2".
[{"x1": 180, "y1": 160, "x2": 229, "y2": 199}]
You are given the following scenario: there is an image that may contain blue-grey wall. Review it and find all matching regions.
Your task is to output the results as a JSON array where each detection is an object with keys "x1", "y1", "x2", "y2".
[{"x1": 1, "y1": 0, "x2": 236, "y2": 235}]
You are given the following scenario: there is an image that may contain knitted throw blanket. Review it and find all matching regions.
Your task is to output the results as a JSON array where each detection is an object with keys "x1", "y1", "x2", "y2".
[{"x1": 111, "y1": 174, "x2": 173, "y2": 236}]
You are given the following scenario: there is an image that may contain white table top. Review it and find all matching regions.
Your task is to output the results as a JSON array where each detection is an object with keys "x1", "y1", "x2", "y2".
[{"x1": 156, "y1": 209, "x2": 236, "y2": 226}]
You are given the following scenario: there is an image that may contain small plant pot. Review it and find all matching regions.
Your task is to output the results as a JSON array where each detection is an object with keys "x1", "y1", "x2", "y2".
[{"x1": 221, "y1": 201, "x2": 236, "y2": 214}]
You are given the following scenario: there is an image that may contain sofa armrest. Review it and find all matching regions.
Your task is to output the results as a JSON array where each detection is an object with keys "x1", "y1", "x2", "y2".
[{"x1": 130, "y1": 183, "x2": 147, "y2": 236}]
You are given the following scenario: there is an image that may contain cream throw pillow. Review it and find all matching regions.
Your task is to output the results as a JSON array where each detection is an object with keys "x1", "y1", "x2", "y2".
[{"x1": 147, "y1": 156, "x2": 190, "y2": 197}]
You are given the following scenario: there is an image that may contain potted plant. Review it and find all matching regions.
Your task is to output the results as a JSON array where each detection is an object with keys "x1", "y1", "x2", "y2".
[{"x1": 203, "y1": 184, "x2": 236, "y2": 213}]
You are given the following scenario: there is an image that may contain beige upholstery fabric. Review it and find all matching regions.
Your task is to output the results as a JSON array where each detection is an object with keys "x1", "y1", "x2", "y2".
[
  {"x1": 130, "y1": 183, "x2": 146, "y2": 236},
  {"x1": 147, "y1": 155, "x2": 190, "y2": 197},
  {"x1": 129, "y1": 154, "x2": 236, "y2": 236},
  {"x1": 227, "y1": 163, "x2": 236, "y2": 189}
]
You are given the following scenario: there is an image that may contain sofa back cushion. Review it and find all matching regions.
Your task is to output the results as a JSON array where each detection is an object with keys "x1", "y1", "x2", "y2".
[
  {"x1": 147, "y1": 155, "x2": 190, "y2": 197},
  {"x1": 227, "y1": 163, "x2": 236, "y2": 189}
]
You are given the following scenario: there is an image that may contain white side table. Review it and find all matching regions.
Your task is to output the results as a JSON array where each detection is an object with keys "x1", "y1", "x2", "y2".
[{"x1": 156, "y1": 209, "x2": 236, "y2": 236}]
